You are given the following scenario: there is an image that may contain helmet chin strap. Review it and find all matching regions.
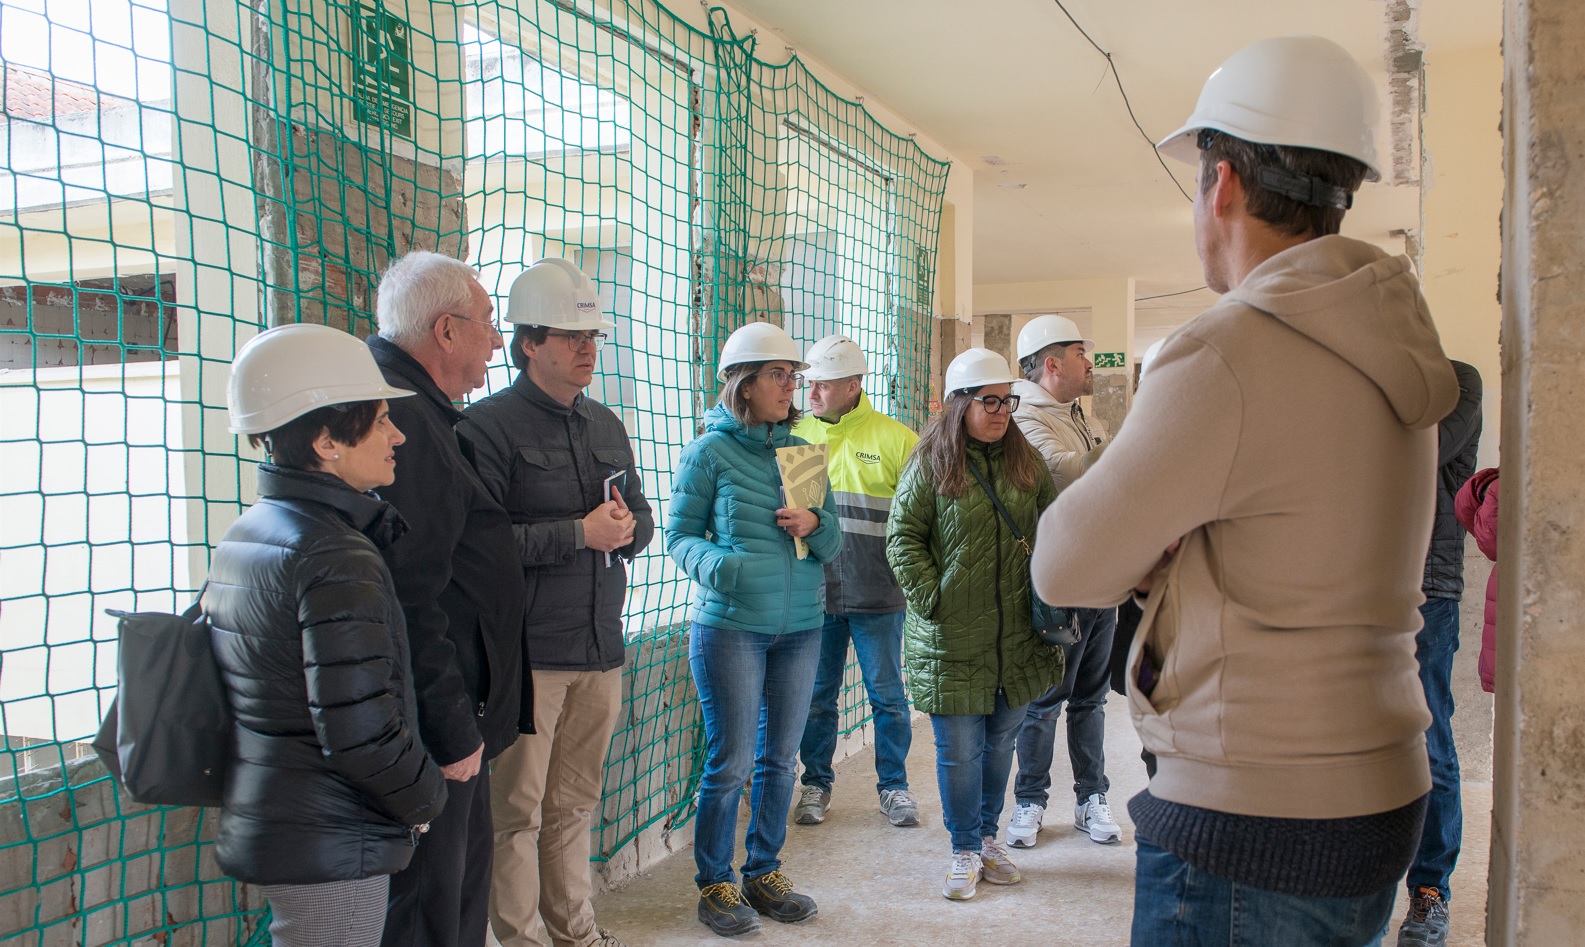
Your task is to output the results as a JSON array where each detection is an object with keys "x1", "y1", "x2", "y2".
[
  {"x1": 1255, "y1": 167, "x2": 1353, "y2": 210},
  {"x1": 1197, "y1": 128, "x2": 1354, "y2": 210}
]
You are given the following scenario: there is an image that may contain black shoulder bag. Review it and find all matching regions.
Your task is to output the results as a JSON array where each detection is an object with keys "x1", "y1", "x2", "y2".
[
  {"x1": 92, "y1": 585, "x2": 231, "y2": 807},
  {"x1": 967, "y1": 463, "x2": 1081, "y2": 648}
]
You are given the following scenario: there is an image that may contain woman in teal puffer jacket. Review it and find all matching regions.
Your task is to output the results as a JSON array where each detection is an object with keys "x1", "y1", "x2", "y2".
[
  {"x1": 886, "y1": 348, "x2": 1063, "y2": 903},
  {"x1": 666, "y1": 322, "x2": 842, "y2": 937}
]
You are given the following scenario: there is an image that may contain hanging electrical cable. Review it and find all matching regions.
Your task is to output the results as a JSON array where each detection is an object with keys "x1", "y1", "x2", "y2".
[
  {"x1": 1136, "y1": 285, "x2": 1211, "y2": 301},
  {"x1": 1049, "y1": 0, "x2": 1194, "y2": 203}
]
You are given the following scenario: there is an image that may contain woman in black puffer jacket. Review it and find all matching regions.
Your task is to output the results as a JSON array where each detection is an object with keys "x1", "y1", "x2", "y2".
[{"x1": 204, "y1": 324, "x2": 446, "y2": 947}]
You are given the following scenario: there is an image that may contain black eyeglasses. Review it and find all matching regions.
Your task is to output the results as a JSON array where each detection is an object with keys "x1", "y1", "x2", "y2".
[
  {"x1": 544, "y1": 330, "x2": 608, "y2": 351},
  {"x1": 970, "y1": 394, "x2": 1021, "y2": 414},
  {"x1": 746, "y1": 369, "x2": 804, "y2": 388}
]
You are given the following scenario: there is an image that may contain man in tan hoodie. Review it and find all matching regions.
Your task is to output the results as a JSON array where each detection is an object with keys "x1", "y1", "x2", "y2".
[{"x1": 1032, "y1": 36, "x2": 1458, "y2": 946}]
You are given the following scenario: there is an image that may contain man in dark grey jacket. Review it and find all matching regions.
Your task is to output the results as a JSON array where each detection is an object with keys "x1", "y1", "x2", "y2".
[{"x1": 459, "y1": 258, "x2": 653, "y2": 947}]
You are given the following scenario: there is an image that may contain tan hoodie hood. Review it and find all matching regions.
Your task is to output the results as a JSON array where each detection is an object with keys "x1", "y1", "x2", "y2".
[{"x1": 1223, "y1": 235, "x2": 1457, "y2": 429}]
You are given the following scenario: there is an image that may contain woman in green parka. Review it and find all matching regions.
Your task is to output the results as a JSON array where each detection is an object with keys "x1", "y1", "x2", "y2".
[{"x1": 885, "y1": 347, "x2": 1064, "y2": 902}]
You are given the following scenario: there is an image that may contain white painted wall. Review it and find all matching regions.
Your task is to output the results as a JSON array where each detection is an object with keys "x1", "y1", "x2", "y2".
[{"x1": 0, "y1": 361, "x2": 187, "y2": 744}]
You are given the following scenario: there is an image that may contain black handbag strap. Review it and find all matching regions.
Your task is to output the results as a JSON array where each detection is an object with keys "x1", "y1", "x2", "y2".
[
  {"x1": 183, "y1": 581, "x2": 209, "y2": 622},
  {"x1": 967, "y1": 461, "x2": 1032, "y2": 556}
]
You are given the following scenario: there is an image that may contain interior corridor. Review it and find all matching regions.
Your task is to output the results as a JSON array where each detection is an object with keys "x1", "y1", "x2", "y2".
[{"x1": 591, "y1": 688, "x2": 1493, "y2": 945}]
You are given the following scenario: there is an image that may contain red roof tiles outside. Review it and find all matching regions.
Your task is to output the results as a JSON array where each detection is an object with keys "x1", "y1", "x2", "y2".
[{"x1": 3, "y1": 62, "x2": 138, "y2": 122}]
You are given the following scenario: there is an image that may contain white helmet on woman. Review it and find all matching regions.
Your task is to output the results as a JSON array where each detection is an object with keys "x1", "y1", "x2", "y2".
[
  {"x1": 944, "y1": 347, "x2": 1019, "y2": 395},
  {"x1": 717, "y1": 321, "x2": 808, "y2": 381},
  {"x1": 1155, "y1": 35, "x2": 1382, "y2": 181},
  {"x1": 802, "y1": 334, "x2": 868, "y2": 381},
  {"x1": 227, "y1": 323, "x2": 414, "y2": 434},
  {"x1": 505, "y1": 257, "x2": 615, "y2": 330}
]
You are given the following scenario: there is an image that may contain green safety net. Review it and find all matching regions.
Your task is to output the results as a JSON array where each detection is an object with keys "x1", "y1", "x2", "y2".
[{"x1": 0, "y1": 0, "x2": 947, "y2": 941}]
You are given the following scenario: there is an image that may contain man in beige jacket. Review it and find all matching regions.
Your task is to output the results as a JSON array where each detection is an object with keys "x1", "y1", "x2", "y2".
[
  {"x1": 1005, "y1": 316, "x2": 1121, "y2": 849},
  {"x1": 1031, "y1": 36, "x2": 1458, "y2": 946}
]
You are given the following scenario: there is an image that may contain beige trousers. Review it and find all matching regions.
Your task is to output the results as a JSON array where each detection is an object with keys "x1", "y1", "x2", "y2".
[{"x1": 489, "y1": 667, "x2": 622, "y2": 947}]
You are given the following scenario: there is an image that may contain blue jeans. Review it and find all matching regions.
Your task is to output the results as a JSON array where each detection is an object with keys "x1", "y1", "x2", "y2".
[
  {"x1": 1407, "y1": 597, "x2": 1462, "y2": 900},
  {"x1": 688, "y1": 622, "x2": 821, "y2": 888},
  {"x1": 1132, "y1": 839, "x2": 1397, "y2": 946},
  {"x1": 929, "y1": 692, "x2": 1026, "y2": 853},
  {"x1": 798, "y1": 611, "x2": 911, "y2": 795},
  {"x1": 1014, "y1": 606, "x2": 1116, "y2": 808}
]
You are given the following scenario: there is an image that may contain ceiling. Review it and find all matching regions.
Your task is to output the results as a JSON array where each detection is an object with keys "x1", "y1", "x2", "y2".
[{"x1": 727, "y1": 0, "x2": 1502, "y2": 335}]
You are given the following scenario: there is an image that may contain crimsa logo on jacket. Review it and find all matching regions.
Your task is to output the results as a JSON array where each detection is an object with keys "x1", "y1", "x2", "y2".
[{"x1": 855, "y1": 450, "x2": 882, "y2": 465}]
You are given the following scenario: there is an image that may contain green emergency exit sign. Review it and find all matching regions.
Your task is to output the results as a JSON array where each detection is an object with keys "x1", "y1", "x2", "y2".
[
  {"x1": 352, "y1": 3, "x2": 414, "y2": 139},
  {"x1": 1093, "y1": 352, "x2": 1126, "y2": 368}
]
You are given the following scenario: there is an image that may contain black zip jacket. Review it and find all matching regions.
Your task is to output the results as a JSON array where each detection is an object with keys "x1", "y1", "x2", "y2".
[
  {"x1": 206, "y1": 465, "x2": 447, "y2": 885},
  {"x1": 1423, "y1": 359, "x2": 1483, "y2": 600},
  {"x1": 458, "y1": 372, "x2": 654, "y2": 672},
  {"x1": 368, "y1": 336, "x2": 531, "y2": 762}
]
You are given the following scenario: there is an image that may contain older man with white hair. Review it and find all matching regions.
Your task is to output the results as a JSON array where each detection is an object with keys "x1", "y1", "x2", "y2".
[{"x1": 366, "y1": 250, "x2": 532, "y2": 947}]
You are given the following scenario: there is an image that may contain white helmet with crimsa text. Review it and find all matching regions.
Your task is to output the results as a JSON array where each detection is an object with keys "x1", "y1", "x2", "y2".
[{"x1": 505, "y1": 258, "x2": 615, "y2": 330}]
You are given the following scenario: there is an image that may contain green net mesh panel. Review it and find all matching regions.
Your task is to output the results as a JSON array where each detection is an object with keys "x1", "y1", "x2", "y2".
[{"x1": 0, "y1": 0, "x2": 946, "y2": 940}]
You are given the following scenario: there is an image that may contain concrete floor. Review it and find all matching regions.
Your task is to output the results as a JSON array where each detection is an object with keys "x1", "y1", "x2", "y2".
[{"x1": 591, "y1": 692, "x2": 1494, "y2": 945}]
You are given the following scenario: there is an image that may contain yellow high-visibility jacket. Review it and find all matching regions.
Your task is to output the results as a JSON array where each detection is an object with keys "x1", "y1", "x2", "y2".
[{"x1": 793, "y1": 393, "x2": 919, "y2": 614}]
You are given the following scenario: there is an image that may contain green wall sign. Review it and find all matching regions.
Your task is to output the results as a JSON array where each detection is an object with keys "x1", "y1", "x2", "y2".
[
  {"x1": 352, "y1": 3, "x2": 414, "y2": 139},
  {"x1": 1093, "y1": 351, "x2": 1126, "y2": 368}
]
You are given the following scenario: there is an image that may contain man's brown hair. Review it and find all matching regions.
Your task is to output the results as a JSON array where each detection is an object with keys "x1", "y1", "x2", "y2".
[
  {"x1": 1198, "y1": 132, "x2": 1371, "y2": 238},
  {"x1": 510, "y1": 324, "x2": 551, "y2": 372}
]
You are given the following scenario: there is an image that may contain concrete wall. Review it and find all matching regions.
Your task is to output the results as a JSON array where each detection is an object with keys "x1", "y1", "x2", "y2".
[
  {"x1": 1489, "y1": 0, "x2": 1585, "y2": 940},
  {"x1": 253, "y1": 0, "x2": 468, "y2": 331},
  {"x1": 0, "y1": 758, "x2": 266, "y2": 945}
]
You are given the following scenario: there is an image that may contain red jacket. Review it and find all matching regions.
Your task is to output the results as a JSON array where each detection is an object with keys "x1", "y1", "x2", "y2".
[{"x1": 1455, "y1": 467, "x2": 1500, "y2": 692}]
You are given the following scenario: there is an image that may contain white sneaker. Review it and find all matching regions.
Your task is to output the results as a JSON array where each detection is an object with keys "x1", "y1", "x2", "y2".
[
  {"x1": 979, "y1": 837, "x2": 1021, "y2": 886},
  {"x1": 1006, "y1": 802, "x2": 1044, "y2": 849},
  {"x1": 1075, "y1": 792, "x2": 1122, "y2": 843},
  {"x1": 941, "y1": 850, "x2": 982, "y2": 901}
]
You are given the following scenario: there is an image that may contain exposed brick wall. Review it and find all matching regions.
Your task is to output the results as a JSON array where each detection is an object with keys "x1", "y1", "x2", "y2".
[
  {"x1": 256, "y1": 124, "x2": 468, "y2": 336},
  {"x1": 0, "y1": 274, "x2": 177, "y2": 370}
]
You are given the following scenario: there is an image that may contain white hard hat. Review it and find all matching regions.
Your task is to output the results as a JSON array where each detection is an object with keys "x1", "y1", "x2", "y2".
[
  {"x1": 227, "y1": 323, "x2": 414, "y2": 435},
  {"x1": 802, "y1": 334, "x2": 868, "y2": 381},
  {"x1": 717, "y1": 321, "x2": 808, "y2": 381},
  {"x1": 1016, "y1": 315, "x2": 1094, "y2": 361},
  {"x1": 1139, "y1": 339, "x2": 1167, "y2": 378},
  {"x1": 1156, "y1": 35, "x2": 1382, "y2": 182},
  {"x1": 944, "y1": 348, "x2": 1019, "y2": 395},
  {"x1": 505, "y1": 258, "x2": 616, "y2": 330}
]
